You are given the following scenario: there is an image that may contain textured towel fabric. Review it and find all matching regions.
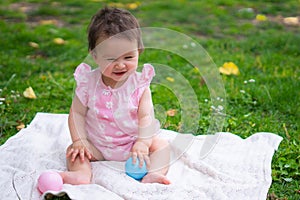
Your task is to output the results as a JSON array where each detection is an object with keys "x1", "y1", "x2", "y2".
[{"x1": 0, "y1": 113, "x2": 282, "y2": 200}]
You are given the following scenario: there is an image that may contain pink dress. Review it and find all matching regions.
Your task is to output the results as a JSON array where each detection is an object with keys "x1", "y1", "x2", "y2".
[{"x1": 74, "y1": 63, "x2": 160, "y2": 161}]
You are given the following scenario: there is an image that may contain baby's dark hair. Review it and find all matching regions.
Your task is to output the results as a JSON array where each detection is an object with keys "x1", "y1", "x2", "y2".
[{"x1": 87, "y1": 7, "x2": 143, "y2": 52}]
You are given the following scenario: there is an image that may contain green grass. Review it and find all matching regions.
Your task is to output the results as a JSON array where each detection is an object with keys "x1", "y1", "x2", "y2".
[{"x1": 0, "y1": 0, "x2": 299, "y2": 199}]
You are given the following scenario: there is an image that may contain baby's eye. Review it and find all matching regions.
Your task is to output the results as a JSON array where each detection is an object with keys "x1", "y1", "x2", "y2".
[
  {"x1": 106, "y1": 58, "x2": 115, "y2": 61},
  {"x1": 125, "y1": 56, "x2": 133, "y2": 60}
]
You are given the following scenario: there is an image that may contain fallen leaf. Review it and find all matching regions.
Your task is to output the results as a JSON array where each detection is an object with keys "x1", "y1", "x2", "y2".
[
  {"x1": 39, "y1": 19, "x2": 58, "y2": 25},
  {"x1": 16, "y1": 123, "x2": 25, "y2": 130},
  {"x1": 23, "y1": 87, "x2": 37, "y2": 99},
  {"x1": 256, "y1": 14, "x2": 267, "y2": 21},
  {"x1": 192, "y1": 67, "x2": 200, "y2": 73},
  {"x1": 283, "y1": 17, "x2": 299, "y2": 26},
  {"x1": 29, "y1": 42, "x2": 39, "y2": 48},
  {"x1": 219, "y1": 62, "x2": 240, "y2": 75},
  {"x1": 126, "y1": 3, "x2": 139, "y2": 10},
  {"x1": 166, "y1": 77, "x2": 175, "y2": 82},
  {"x1": 166, "y1": 109, "x2": 177, "y2": 116},
  {"x1": 108, "y1": 2, "x2": 125, "y2": 8},
  {"x1": 53, "y1": 38, "x2": 65, "y2": 45}
]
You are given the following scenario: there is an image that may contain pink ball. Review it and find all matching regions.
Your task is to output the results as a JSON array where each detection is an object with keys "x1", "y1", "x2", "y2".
[{"x1": 37, "y1": 171, "x2": 63, "y2": 193}]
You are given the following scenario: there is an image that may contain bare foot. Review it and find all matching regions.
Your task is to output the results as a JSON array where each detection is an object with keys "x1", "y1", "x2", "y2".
[
  {"x1": 141, "y1": 173, "x2": 171, "y2": 185},
  {"x1": 59, "y1": 171, "x2": 91, "y2": 185}
]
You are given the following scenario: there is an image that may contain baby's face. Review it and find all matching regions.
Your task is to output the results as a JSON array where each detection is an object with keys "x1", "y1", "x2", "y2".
[{"x1": 93, "y1": 37, "x2": 139, "y2": 87}]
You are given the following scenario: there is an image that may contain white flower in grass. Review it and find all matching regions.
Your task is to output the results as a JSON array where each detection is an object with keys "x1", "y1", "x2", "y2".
[
  {"x1": 249, "y1": 79, "x2": 255, "y2": 83},
  {"x1": 217, "y1": 105, "x2": 224, "y2": 111},
  {"x1": 240, "y1": 90, "x2": 246, "y2": 94},
  {"x1": 211, "y1": 105, "x2": 224, "y2": 113}
]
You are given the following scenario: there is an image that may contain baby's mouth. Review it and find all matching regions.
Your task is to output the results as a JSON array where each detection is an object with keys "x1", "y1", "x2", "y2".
[{"x1": 113, "y1": 71, "x2": 127, "y2": 76}]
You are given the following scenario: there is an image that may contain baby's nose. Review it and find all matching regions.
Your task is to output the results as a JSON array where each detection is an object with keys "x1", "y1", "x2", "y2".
[{"x1": 115, "y1": 62, "x2": 125, "y2": 69}]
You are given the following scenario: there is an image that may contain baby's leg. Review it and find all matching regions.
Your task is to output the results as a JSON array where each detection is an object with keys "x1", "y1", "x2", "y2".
[
  {"x1": 141, "y1": 137, "x2": 171, "y2": 184},
  {"x1": 60, "y1": 145, "x2": 92, "y2": 185}
]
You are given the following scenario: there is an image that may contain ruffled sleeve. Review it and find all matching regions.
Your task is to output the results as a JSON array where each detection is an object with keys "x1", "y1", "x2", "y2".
[
  {"x1": 139, "y1": 63, "x2": 155, "y2": 86},
  {"x1": 131, "y1": 64, "x2": 156, "y2": 107},
  {"x1": 74, "y1": 63, "x2": 91, "y2": 106}
]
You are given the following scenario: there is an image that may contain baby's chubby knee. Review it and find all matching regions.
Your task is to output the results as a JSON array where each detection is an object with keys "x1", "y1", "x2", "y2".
[
  {"x1": 74, "y1": 174, "x2": 91, "y2": 185},
  {"x1": 60, "y1": 171, "x2": 92, "y2": 185},
  {"x1": 150, "y1": 137, "x2": 170, "y2": 152}
]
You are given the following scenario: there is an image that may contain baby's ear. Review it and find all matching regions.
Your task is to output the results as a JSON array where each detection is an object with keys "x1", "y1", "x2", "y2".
[
  {"x1": 90, "y1": 50, "x2": 97, "y2": 60},
  {"x1": 138, "y1": 48, "x2": 144, "y2": 54}
]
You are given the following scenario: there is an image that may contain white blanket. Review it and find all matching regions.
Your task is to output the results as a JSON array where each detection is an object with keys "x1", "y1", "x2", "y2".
[{"x1": 0, "y1": 113, "x2": 282, "y2": 200}]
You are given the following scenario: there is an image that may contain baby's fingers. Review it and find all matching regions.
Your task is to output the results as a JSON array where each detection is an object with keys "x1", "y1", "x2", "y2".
[
  {"x1": 66, "y1": 148, "x2": 74, "y2": 158},
  {"x1": 79, "y1": 149, "x2": 85, "y2": 162},
  {"x1": 144, "y1": 155, "x2": 151, "y2": 169},
  {"x1": 138, "y1": 153, "x2": 145, "y2": 168},
  {"x1": 131, "y1": 152, "x2": 138, "y2": 164},
  {"x1": 71, "y1": 149, "x2": 79, "y2": 162},
  {"x1": 85, "y1": 150, "x2": 92, "y2": 160}
]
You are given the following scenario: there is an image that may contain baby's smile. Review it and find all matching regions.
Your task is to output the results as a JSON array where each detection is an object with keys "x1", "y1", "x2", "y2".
[{"x1": 113, "y1": 71, "x2": 127, "y2": 76}]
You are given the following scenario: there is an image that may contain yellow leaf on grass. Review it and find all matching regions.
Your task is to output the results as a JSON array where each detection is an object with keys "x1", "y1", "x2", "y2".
[
  {"x1": 108, "y1": 2, "x2": 125, "y2": 8},
  {"x1": 108, "y1": 2, "x2": 140, "y2": 9},
  {"x1": 166, "y1": 77, "x2": 175, "y2": 82},
  {"x1": 16, "y1": 123, "x2": 25, "y2": 130},
  {"x1": 219, "y1": 62, "x2": 240, "y2": 75},
  {"x1": 127, "y1": 3, "x2": 139, "y2": 10},
  {"x1": 39, "y1": 19, "x2": 58, "y2": 25},
  {"x1": 53, "y1": 38, "x2": 65, "y2": 45},
  {"x1": 29, "y1": 42, "x2": 39, "y2": 48},
  {"x1": 256, "y1": 14, "x2": 267, "y2": 21},
  {"x1": 283, "y1": 17, "x2": 299, "y2": 26},
  {"x1": 192, "y1": 67, "x2": 200, "y2": 73},
  {"x1": 166, "y1": 109, "x2": 177, "y2": 116},
  {"x1": 23, "y1": 87, "x2": 37, "y2": 99}
]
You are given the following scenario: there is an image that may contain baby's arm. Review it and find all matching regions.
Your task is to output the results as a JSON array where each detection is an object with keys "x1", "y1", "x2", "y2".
[
  {"x1": 67, "y1": 95, "x2": 93, "y2": 162},
  {"x1": 131, "y1": 87, "x2": 156, "y2": 167}
]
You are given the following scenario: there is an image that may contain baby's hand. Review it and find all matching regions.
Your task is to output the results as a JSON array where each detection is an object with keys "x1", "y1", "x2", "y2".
[
  {"x1": 131, "y1": 140, "x2": 150, "y2": 168},
  {"x1": 66, "y1": 139, "x2": 92, "y2": 162}
]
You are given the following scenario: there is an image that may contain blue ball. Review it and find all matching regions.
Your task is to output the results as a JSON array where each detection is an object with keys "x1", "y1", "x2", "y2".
[{"x1": 125, "y1": 157, "x2": 148, "y2": 180}]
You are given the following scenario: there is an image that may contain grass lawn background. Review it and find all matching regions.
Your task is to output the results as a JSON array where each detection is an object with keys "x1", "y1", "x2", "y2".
[{"x1": 0, "y1": 0, "x2": 299, "y2": 199}]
